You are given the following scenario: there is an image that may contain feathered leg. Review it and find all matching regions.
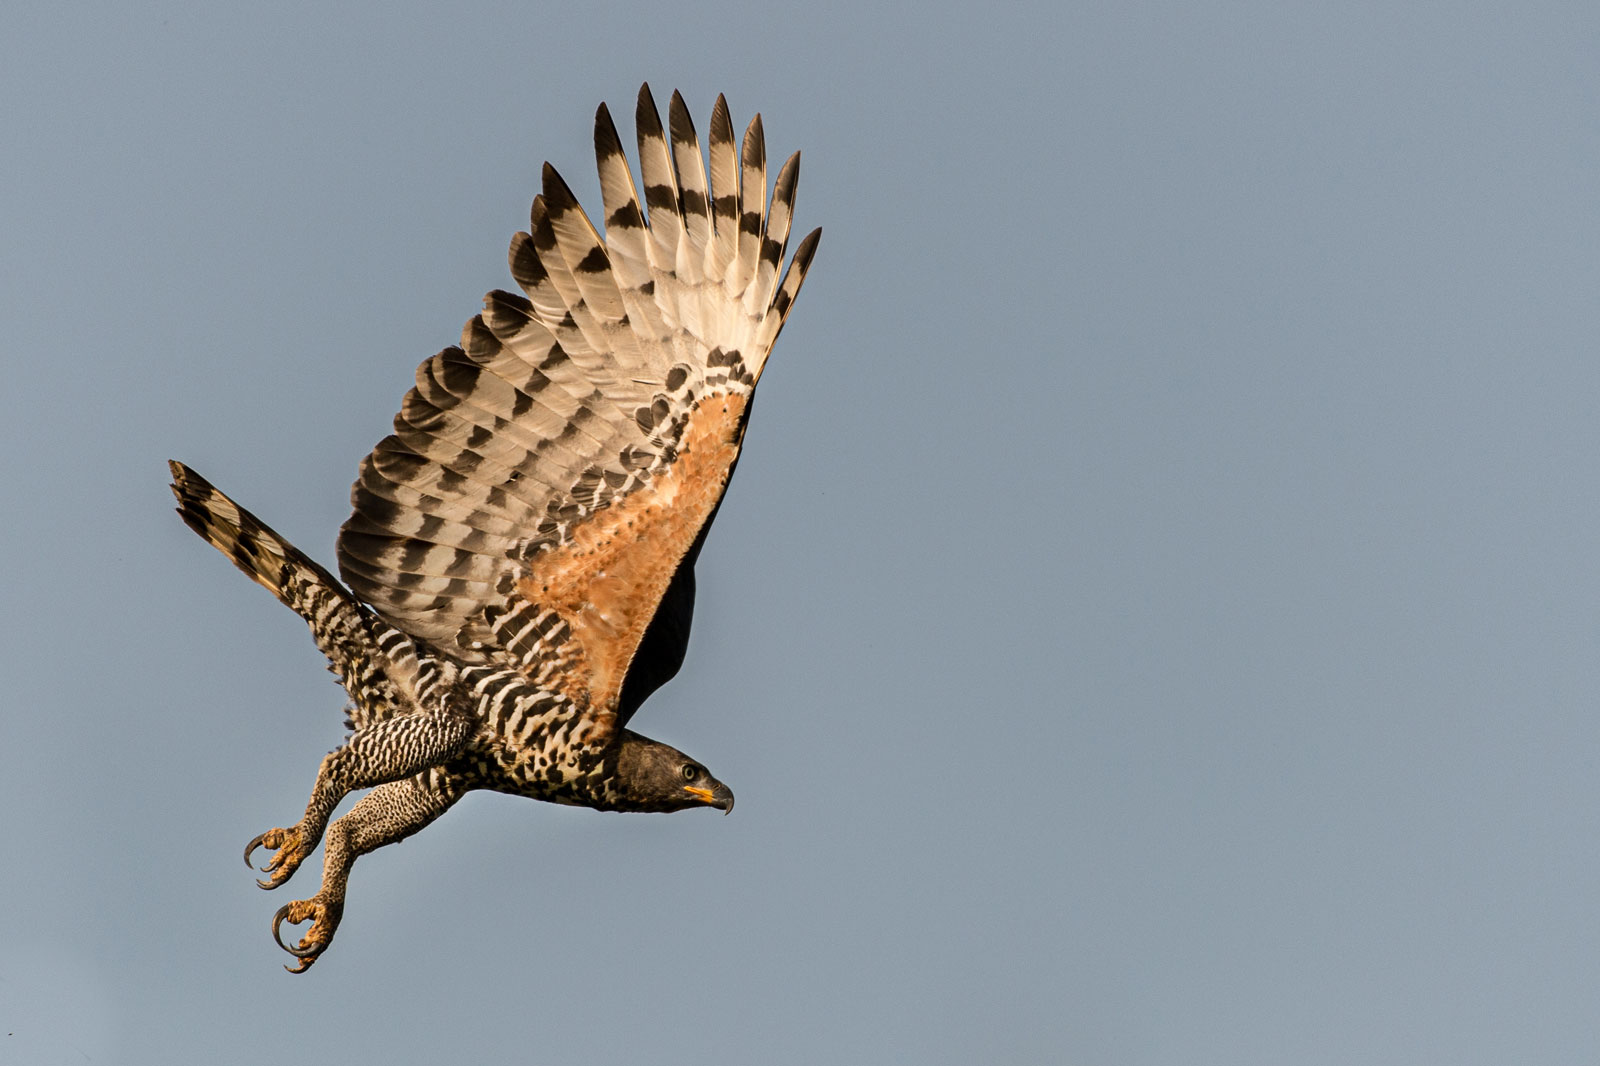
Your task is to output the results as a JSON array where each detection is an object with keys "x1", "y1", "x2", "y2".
[
  {"x1": 245, "y1": 712, "x2": 475, "y2": 888},
  {"x1": 271, "y1": 772, "x2": 462, "y2": 972}
]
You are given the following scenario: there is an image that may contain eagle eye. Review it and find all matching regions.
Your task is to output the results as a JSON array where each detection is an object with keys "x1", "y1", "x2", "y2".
[{"x1": 682, "y1": 764, "x2": 699, "y2": 781}]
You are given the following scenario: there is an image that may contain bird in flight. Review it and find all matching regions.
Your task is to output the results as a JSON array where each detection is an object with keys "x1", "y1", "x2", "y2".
[{"x1": 170, "y1": 84, "x2": 819, "y2": 971}]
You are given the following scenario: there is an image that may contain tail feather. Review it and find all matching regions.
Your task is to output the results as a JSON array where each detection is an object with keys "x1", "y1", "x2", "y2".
[
  {"x1": 168, "y1": 460, "x2": 344, "y2": 612},
  {"x1": 169, "y1": 460, "x2": 420, "y2": 727}
]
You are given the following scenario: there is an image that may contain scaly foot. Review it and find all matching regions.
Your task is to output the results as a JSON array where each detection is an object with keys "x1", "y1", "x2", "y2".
[
  {"x1": 271, "y1": 897, "x2": 344, "y2": 973},
  {"x1": 244, "y1": 826, "x2": 310, "y2": 889}
]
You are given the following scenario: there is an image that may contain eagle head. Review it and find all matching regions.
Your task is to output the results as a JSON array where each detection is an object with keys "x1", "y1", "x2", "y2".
[{"x1": 615, "y1": 730, "x2": 735, "y2": 814}]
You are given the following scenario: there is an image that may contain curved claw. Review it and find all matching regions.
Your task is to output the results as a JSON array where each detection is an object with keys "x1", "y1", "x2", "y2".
[
  {"x1": 271, "y1": 903, "x2": 323, "y2": 959},
  {"x1": 244, "y1": 827, "x2": 304, "y2": 889},
  {"x1": 271, "y1": 903, "x2": 302, "y2": 955},
  {"x1": 247, "y1": 834, "x2": 284, "y2": 888},
  {"x1": 244, "y1": 832, "x2": 268, "y2": 869},
  {"x1": 270, "y1": 898, "x2": 341, "y2": 973}
]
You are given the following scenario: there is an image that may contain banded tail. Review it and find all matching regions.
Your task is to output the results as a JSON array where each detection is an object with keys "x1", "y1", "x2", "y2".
[
  {"x1": 169, "y1": 460, "x2": 349, "y2": 615},
  {"x1": 169, "y1": 460, "x2": 424, "y2": 727}
]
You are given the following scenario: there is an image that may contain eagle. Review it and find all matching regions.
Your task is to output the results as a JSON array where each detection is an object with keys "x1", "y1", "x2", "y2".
[{"x1": 169, "y1": 85, "x2": 819, "y2": 972}]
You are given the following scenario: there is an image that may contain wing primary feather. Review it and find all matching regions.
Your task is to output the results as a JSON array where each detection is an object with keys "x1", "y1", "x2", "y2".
[
  {"x1": 749, "y1": 150, "x2": 800, "y2": 321},
  {"x1": 757, "y1": 226, "x2": 822, "y2": 360},
  {"x1": 731, "y1": 114, "x2": 768, "y2": 300},
  {"x1": 594, "y1": 101, "x2": 671, "y2": 343},
  {"x1": 707, "y1": 94, "x2": 740, "y2": 285},
  {"x1": 667, "y1": 90, "x2": 713, "y2": 263},
  {"x1": 634, "y1": 83, "x2": 682, "y2": 262}
]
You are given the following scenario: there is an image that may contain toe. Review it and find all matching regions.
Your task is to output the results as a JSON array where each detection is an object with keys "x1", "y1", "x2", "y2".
[
  {"x1": 270, "y1": 898, "x2": 340, "y2": 970},
  {"x1": 246, "y1": 828, "x2": 303, "y2": 889}
]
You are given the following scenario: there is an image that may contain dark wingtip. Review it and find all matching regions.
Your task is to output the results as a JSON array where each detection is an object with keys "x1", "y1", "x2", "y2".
[
  {"x1": 542, "y1": 162, "x2": 581, "y2": 214},
  {"x1": 595, "y1": 100, "x2": 624, "y2": 160},
  {"x1": 668, "y1": 89, "x2": 698, "y2": 150},
  {"x1": 794, "y1": 227, "x2": 822, "y2": 267},
  {"x1": 637, "y1": 83, "x2": 663, "y2": 135}
]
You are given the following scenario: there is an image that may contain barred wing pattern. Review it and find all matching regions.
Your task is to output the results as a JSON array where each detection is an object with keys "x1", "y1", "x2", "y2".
[{"x1": 337, "y1": 85, "x2": 819, "y2": 718}]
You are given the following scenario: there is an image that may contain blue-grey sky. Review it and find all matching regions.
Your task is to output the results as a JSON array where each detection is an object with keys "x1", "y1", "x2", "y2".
[{"x1": 6, "y1": 2, "x2": 1600, "y2": 1063}]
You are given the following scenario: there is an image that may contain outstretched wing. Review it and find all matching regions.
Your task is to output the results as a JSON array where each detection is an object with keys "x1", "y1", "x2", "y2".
[{"x1": 336, "y1": 85, "x2": 819, "y2": 720}]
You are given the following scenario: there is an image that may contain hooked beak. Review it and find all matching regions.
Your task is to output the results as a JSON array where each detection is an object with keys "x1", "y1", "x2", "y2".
[{"x1": 683, "y1": 783, "x2": 735, "y2": 814}]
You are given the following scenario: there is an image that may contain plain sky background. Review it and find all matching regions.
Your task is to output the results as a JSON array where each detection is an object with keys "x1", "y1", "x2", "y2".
[{"x1": 5, "y1": 1, "x2": 1600, "y2": 1063}]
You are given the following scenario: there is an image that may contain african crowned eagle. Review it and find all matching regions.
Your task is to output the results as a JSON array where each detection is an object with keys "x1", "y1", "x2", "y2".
[{"x1": 170, "y1": 84, "x2": 818, "y2": 970}]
